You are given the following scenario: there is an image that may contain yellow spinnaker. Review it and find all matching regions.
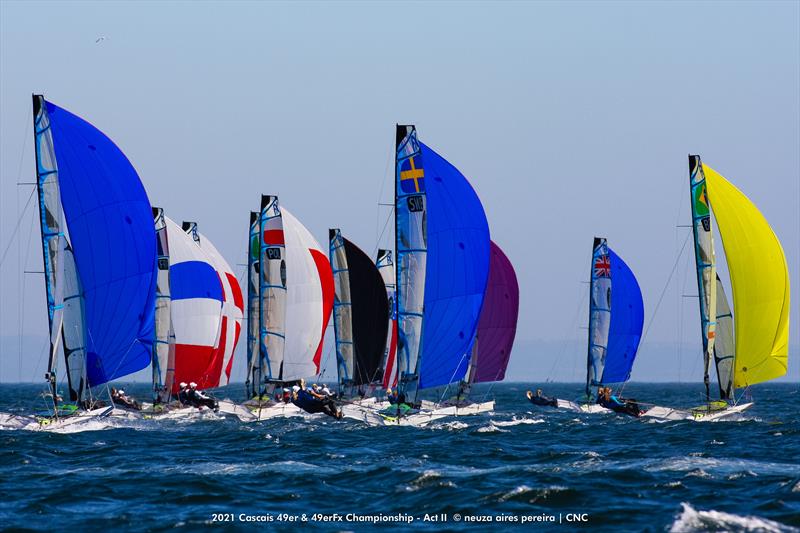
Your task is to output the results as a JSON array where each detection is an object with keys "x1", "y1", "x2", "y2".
[{"x1": 704, "y1": 164, "x2": 790, "y2": 387}]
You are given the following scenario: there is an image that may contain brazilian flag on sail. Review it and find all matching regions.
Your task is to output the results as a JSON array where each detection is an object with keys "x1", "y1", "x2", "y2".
[{"x1": 693, "y1": 182, "x2": 710, "y2": 217}]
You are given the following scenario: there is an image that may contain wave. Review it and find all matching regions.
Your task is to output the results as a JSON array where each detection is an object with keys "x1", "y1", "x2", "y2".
[
  {"x1": 491, "y1": 417, "x2": 545, "y2": 427},
  {"x1": 669, "y1": 503, "x2": 798, "y2": 533}
]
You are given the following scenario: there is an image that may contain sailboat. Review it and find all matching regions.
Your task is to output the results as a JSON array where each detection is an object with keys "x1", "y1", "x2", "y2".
[
  {"x1": 645, "y1": 156, "x2": 790, "y2": 422},
  {"x1": 533, "y1": 237, "x2": 645, "y2": 415},
  {"x1": 146, "y1": 214, "x2": 242, "y2": 418},
  {"x1": 26, "y1": 95, "x2": 158, "y2": 427},
  {"x1": 329, "y1": 229, "x2": 390, "y2": 400},
  {"x1": 435, "y1": 241, "x2": 519, "y2": 415},
  {"x1": 346, "y1": 125, "x2": 491, "y2": 426},
  {"x1": 219, "y1": 195, "x2": 334, "y2": 421}
]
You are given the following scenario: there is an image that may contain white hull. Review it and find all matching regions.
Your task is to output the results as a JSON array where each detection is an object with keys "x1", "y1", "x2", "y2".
[
  {"x1": 217, "y1": 399, "x2": 305, "y2": 422},
  {"x1": 341, "y1": 403, "x2": 453, "y2": 427},
  {"x1": 643, "y1": 402, "x2": 754, "y2": 422},
  {"x1": 544, "y1": 399, "x2": 611, "y2": 413},
  {"x1": 434, "y1": 400, "x2": 495, "y2": 416},
  {"x1": 144, "y1": 405, "x2": 220, "y2": 421}
]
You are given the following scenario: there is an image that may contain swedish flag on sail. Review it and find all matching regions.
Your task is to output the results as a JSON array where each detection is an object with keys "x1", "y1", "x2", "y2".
[{"x1": 400, "y1": 155, "x2": 425, "y2": 193}]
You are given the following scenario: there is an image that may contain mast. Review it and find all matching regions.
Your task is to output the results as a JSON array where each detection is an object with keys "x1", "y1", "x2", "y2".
[{"x1": 688, "y1": 155, "x2": 717, "y2": 403}]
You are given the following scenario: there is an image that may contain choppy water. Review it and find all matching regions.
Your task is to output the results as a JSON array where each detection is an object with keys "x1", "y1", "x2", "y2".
[{"x1": 1, "y1": 382, "x2": 799, "y2": 532}]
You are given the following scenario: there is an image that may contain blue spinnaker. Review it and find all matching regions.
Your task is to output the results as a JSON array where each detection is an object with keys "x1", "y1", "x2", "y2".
[
  {"x1": 601, "y1": 248, "x2": 644, "y2": 384},
  {"x1": 47, "y1": 101, "x2": 157, "y2": 386},
  {"x1": 417, "y1": 142, "x2": 490, "y2": 389}
]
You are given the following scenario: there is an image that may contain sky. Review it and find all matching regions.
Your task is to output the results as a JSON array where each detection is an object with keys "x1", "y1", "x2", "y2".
[{"x1": 0, "y1": 1, "x2": 798, "y2": 384}]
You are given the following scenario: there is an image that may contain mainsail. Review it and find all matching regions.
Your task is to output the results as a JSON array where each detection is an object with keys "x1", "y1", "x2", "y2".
[
  {"x1": 259, "y1": 195, "x2": 287, "y2": 383},
  {"x1": 329, "y1": 230, "x2": 389, "y2": 389},
  {"x1": 394, "y1": 125, "x2": 491, "y2": 393},
  {"x1": 329, "y1": 229, "x2": 355, "y2": 385},
  {"x1": 376, "y1": 249, "x2": 398, "y2": 389},
  {"x1": 33, "y1": 96, "x2": 157, "y2": 392},
  {"x1": 714, "y1": 275, "x2": 735, "y2": 399},
  {"x1": 586, "y1": 239, "x2": 643, "y2": 394},
  {"x1": 586, "y1": 238, "x2": 611, "y2": 394},
  {"x1": 688, "y1": 155, "x2": 717, "y2": 400},
  {"x1": 703, "y1": 163, "x2": 790, "y2": 388},
  {"x1": 152, "y1": 207, "x2": 175, "y2": 403},
  {"x1": 395, "y1": 126, "x2": 427, "y2": 389},
  {"x1": 255, "y1": 196, "x2": 334, "y2": 387},
  {"x1": 246, "y1": 211, "x2": 261, "y2": 396},
  {"x1": 469, "y1": 241, "x2": 519, "y2": 384}
]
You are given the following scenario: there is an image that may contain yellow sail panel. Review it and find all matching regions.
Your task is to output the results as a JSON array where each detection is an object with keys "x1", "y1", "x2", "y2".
[{"x1": 704, "y1": 164, "x2": 790, "y2": 387}]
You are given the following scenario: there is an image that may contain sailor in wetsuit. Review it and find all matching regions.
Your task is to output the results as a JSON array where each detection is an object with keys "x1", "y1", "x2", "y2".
[
  {"x1": 111, "y1": 388, "x2": 141, "y2": 410},
  {"x1": 526, "y1": 389, "x2": 558, "y2": 407},
  {"x1": 597, "y1": 387, "x2": 642, "y2": 417},
  {"x1": 177, "y1": 382, "x2": 190, "y2": 405},
  {"x1": 292, "y1": 381, "x2": 342, "y2": 419},
  {"x1": 386, "y1": 388, "x2": 399, "y2": 405},
  {"x1": 187, "y1": 382, "x2": 219, "y2": 411}
]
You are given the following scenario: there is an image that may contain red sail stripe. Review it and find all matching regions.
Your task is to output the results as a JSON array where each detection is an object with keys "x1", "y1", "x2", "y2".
[
  {"x1": 263, "y1": 229, "x2": 285, "y2": 246},
  {"x1": 309, "y1": 249, "x2": 334, "y2": 374},
  {"x1": 225, "y1": 272, "x2": 244, "y2": 311}
]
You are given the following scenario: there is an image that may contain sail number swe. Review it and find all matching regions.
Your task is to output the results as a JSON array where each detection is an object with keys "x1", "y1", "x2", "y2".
[{"x1": 407, "y1": 195, "x2": 424, "y2": 212}]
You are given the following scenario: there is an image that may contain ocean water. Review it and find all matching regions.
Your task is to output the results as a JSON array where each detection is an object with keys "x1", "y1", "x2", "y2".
[{"x1": 1, "y1": 382, "x2": 798, "y2": 532}]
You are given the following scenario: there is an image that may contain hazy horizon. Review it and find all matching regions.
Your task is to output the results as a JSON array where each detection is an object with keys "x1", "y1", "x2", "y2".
[{"x1": 1, "y1": 1, "x2": 798, "y2": 385}]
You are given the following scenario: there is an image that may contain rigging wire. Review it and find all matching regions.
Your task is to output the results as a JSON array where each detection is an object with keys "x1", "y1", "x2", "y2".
[
  {"x1": 619, "y1": 230, "x2": 691, "y2": 397},
  {"x1": 0, "y1": 187, "x2": 36, "y2": 269}
]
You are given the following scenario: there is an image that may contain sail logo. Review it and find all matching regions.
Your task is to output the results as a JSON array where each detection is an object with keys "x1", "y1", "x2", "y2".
[
  {"x1": 593, "y1": 255, "x2": 611, "y2": 278},
  {"x1": 400, "y1": 156, "x2": 425, "y2": 193},
  {"x1": 407, "y1": 195, "x2": 424, "y2": 213}
]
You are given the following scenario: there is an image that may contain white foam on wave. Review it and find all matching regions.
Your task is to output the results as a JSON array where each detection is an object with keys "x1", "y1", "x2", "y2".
[
  {"x1": 646, "y1": 456, "x2": 800, "y2": 477},
  {"x1": 404, "y1": 469, "x2": 456, "y2": 492},
  {"x1": 476, "y1": 424, "x2": 508, "y2": 433},
  {"x1": 496, "y1": 484, "x2": 568, "y2": 503},
  {"x1": 669, "y1": 503, "x2": 797, "y2": 533},
  {"x1": 430, "y1": 421, "x2": 469, "y2": 431},
  {"x1": 491, "y1": 417, "x2": 545, "y2": 427}
]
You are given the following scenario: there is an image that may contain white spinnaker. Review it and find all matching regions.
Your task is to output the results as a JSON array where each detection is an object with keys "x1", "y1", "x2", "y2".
[
  {"x1": 198, "y1": 233, "x2": 244, "y2": 386},
  {"x1": 281, "y1": 207, "x2": 328, "y2": 381},
  {"x1": 165, "y1": 217, "x2": 222, "y2": 352}
]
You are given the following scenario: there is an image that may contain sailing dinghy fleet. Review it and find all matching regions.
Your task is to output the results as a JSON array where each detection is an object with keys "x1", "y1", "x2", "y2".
[{"x1": 0, "y1": 97, "x2": 791, "y2": 431}]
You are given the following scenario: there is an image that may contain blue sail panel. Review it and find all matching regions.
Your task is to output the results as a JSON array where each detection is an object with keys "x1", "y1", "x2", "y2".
[
  {"x1": 417, "y1": 142, "x2": 490, "y2": 389},
  {"x1": 601, "y1": 248, "x2": 644, "y2": 384},
  {"x1": 46, "y1": 101, "x2": 157, "y2": 386}
]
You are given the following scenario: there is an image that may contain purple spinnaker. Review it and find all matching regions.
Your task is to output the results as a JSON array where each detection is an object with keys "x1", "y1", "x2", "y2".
[{"x1": 471, "y1": 242, "x2": 519, "y2": 383}]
